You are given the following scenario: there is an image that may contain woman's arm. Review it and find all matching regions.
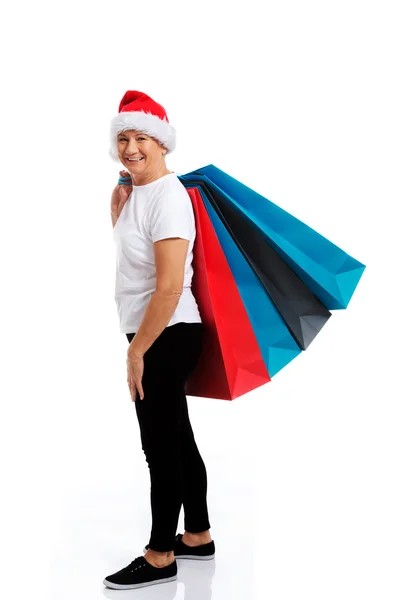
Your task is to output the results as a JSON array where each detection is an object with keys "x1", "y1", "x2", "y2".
[{"x1": 127, "y1": 237, "x2": 190, "y2": 358}]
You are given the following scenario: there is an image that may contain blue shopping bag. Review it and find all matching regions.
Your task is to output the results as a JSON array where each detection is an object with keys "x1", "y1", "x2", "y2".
[{"x1": 181, "y1": 165, "x2": 366, "y2": 310}]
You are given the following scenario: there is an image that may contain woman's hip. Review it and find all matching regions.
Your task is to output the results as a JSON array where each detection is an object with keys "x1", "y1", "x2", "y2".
[{"x1": 127, "y1": 321, "x2": 204, "y2": 379}]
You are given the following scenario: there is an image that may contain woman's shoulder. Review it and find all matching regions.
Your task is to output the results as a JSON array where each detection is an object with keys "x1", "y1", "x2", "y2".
[
  {"x1": 155, "y1": 173, "x2": 191, "y2": 202},
  {"x1": 163, "y1": 171, "x2": 184, "y2": 189}
]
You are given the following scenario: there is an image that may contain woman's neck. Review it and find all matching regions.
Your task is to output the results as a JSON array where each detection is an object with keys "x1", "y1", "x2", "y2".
[{"x1": 131, "y1": 165, "x2": 173, "y2": 186}]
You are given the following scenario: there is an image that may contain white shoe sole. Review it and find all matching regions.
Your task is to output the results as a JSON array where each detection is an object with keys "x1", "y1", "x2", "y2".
[
  {"x1": 103, "y1": 574, "x2": 177, "y2": 590},
  {"x1": 142, "y1": 546, "x2": 215, "y2": 560}
]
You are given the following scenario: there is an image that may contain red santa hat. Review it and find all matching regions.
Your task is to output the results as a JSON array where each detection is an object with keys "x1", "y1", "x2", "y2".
[{"x1": 109, "y1": 90, "x2": 176, "y2": 162}]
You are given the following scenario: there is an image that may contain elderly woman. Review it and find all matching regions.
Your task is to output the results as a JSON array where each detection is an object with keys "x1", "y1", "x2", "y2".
[{"x1": 103, "y1": 91, "x2": 215, "y2": 591}]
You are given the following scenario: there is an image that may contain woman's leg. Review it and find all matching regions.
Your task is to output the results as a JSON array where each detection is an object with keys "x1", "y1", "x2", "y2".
[
  {"x1": 178, "y1": 391, "x2": 211, "y2": 534},
  {"x1": 167, "y1": 323, "x2": 211, "y2": 534},
  {"x1": 125, "y1": 322, "x2": 210, "y2": 553}
]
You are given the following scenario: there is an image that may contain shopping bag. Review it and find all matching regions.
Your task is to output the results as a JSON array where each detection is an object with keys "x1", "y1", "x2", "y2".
[
  {"x1": 180, "y1": 165, "x2": 366, "y2": 309},
  {"x1": 180, "y1": 179, "x2": 331, "y2": 351},
  {"x1": 188, "y1": 185, "x2": 302, "y2": 378},
  {"x1": 183, "y1": 188, "x2": 271, "y2": 401}
]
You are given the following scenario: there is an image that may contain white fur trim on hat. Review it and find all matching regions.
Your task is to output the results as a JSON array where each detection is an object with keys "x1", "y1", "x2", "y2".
[{"x1": 109, "y1": 111, "x2": 176, "y2": 162}]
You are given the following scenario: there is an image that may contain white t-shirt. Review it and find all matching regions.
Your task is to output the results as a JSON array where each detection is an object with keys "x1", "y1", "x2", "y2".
[{"x1": 113, "y1": 172, "x2": 202, "y2": 334}]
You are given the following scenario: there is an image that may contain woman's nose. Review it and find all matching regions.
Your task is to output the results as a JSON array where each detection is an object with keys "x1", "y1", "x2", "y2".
[{"x1": 126, "y1": 140, "x2": 138, "y2": 152}]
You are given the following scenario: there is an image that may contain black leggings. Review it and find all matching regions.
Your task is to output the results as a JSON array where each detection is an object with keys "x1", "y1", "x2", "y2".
[{"x1": 126, "y1": 321, "x2": 211, "y2": 552}]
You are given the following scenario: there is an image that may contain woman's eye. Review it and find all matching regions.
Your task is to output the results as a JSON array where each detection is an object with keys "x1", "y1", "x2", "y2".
[{"x1": 119, "y1": 138, "x2": 145, "y2": 141}]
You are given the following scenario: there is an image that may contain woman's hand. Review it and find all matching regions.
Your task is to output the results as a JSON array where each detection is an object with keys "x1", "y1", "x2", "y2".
[
  {"x1": 127, "y1": 351, "x2": 145, "y2": 402},
  {"x1": 111, "y1": 170, "x2": 133, "y2": 221}
]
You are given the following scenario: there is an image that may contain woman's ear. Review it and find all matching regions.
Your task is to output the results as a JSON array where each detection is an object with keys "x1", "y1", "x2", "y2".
[{"x1": 159, "y1": 141, "x2": 168, "y2": 156}]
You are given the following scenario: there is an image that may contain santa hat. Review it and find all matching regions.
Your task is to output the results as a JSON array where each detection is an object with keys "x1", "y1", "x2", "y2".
[{"x1": 109, "y1": 90, "x2": 176, "y2": 162}]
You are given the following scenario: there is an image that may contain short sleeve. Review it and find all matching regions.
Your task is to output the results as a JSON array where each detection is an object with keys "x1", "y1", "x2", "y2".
[{"x1": 149, "y1": 191, "x2": 194, "y2": 243}]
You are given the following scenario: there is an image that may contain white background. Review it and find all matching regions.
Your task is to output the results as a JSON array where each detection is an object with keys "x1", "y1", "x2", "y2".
[{"x1": 1, "y1": 1, "x2": 413, "y2": 598}]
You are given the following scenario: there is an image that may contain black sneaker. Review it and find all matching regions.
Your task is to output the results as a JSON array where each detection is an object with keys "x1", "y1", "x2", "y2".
[
  {"x1": 143, "y1": 533, "x2": 215, "y2": 560},
  {"x1": 103, "y1": 555, "x2": 177, "y2": 590}
]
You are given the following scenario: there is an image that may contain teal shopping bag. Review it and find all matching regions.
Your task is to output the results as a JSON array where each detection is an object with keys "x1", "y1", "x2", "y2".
[{"x1": 182, "y1": 165, "x2": 366, "y2": 310}]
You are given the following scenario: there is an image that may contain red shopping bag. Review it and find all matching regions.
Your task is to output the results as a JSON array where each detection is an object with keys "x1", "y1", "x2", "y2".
[{"x1": 184, "y1": 188, "x2": 271, "y2": 401}]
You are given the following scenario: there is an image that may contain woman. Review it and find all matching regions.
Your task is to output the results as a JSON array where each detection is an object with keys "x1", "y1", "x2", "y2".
[{"x1": 103, "y1": 90, "x2": 215, "y2": 591}]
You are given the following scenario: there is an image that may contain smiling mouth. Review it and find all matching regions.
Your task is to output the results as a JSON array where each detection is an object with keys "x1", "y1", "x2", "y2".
[{"x1": 126, "y1": 157, "x2": 144, "y2": 162}]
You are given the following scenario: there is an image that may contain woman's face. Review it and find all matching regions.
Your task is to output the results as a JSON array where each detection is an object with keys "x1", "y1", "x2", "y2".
[{"x1": 117, "y1": 129, "x2": 167, "y2": 175}]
